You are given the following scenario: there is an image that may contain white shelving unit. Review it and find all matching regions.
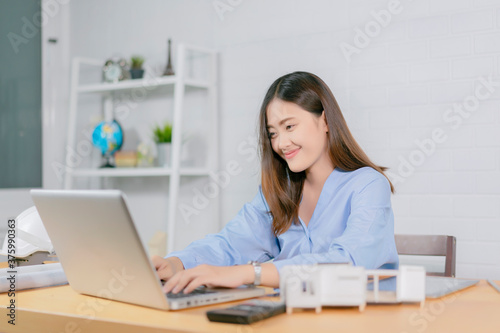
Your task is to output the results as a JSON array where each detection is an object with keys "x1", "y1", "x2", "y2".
[{"x1": 64, "y1": 44, "x2": 218, "y2": 253}]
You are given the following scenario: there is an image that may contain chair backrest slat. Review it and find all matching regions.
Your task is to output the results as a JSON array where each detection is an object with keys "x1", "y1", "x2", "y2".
[{"x1": 395, "y1": 234, "x2": 456, "y2": 277}]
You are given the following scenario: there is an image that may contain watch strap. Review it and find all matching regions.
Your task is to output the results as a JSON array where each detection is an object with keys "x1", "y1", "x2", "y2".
[{"x1": 247, "y1": 261, "x2": 262, "y2": 286}]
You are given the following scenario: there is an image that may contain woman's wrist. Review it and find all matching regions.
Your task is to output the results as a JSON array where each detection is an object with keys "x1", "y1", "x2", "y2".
[
  {"x1": 240, "y1": 264, "x2": 255, "y2": 285},
  {"x1": 238, "y1": 262, "x2": 280, "y2": 288},
  {"x1": 261, "y1": 263, "x2": 280, "y2": 288},
  {"x1": 166, "y1": 256, "x2": 185, "y2": 274}
]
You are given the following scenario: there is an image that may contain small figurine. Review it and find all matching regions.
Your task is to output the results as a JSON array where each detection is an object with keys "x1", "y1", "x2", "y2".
[
  {"x1": 137, "y1": 142, "x2": 154, "y2": 167},
  {"x1": 163, "y1": 39, "x2": 175, "y2": 76}
]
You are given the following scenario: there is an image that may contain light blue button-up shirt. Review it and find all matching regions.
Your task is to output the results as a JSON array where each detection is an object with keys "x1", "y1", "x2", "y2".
[{"x1": 166, "y1": 167, "x2": 399, "y2": 275}]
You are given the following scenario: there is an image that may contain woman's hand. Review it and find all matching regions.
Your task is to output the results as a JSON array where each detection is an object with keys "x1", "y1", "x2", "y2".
[
  {"x1": 162, "y1": 264, "x2": 254, "y2": 294},
  {"x1": 152, "y1": 255, "x2": 185, "y2": 281}
]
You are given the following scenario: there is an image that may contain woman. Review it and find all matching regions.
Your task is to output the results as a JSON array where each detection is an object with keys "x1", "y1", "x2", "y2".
[{"x1": 154, "y1": 71, "x2": 399, "y2": 294}]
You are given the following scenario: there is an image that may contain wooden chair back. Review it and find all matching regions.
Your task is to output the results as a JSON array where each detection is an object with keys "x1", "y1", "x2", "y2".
[{"x1": 395, "y1": 234, "x2": 456, "y2": 277}]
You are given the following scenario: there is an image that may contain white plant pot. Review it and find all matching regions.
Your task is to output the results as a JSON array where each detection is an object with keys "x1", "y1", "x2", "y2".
[{"x1": 156, "y1": 143, "x2": 171, "y2": 167}]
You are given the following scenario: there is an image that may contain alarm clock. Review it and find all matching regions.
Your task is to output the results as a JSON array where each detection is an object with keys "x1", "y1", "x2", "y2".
[{"x1": 102, "y1": 58, "x2": 129, "y2": 83}]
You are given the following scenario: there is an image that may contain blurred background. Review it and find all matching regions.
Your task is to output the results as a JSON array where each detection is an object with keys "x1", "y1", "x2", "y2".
[{"x1": 1, "y1": 0, "x2": 499, "y2": 279}]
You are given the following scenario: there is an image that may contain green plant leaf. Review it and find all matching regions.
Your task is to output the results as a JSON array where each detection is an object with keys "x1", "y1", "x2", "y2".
[
  {"x1": 153, "y1": 122, "x2": 172, "y2": 143},
  {"x1": 130, "y1": 55, "x2": 145, "y2": 69}
]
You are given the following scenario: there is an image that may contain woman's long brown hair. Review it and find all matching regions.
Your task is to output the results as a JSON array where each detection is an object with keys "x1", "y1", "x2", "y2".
[{"x1": 258, "y1": 72, "x2": 394, "y2": 236}]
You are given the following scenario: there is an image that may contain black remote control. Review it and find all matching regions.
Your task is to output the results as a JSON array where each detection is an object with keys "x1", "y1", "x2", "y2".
[{"x1": 206, "y1": 299, "x2": 286, "y2": 324}]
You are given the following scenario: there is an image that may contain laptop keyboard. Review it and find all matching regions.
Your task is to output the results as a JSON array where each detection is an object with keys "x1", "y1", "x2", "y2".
[{"x1": 166, "y1": 288, "x2": 217, "y2": 299}]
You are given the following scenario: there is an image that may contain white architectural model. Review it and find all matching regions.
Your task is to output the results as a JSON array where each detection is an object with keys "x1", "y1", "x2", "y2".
[{"x1": 280, "y1": 264, "x2": 425, "y2": 314}]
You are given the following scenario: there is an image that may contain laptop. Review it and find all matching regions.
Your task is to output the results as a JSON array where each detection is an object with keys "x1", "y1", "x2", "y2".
[
  {"x1": 30, "y1": 189, "x2": 265, "y2": 310},
  {"x1": 425, "y1": 276, "x2": 479, "y2": 298},
  {"x1": 368, "y1": 275, "x2": 480, "y2": 302}
]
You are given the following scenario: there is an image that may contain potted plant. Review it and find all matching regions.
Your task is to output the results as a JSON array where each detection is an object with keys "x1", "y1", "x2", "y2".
[
  {"x1": 130, "y1": 55, "x2": 145, "y2": 79},
  {"x1": 153, "y1": 122, "x2": 172, "y2": 167}
]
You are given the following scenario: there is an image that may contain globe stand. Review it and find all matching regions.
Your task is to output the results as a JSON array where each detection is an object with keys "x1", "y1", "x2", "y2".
[
  {"x1": 99, "y1": 153, "x2": 115, "y2": 168},
  {"x1": 92, "y1": 119, "x2": 123, "y2": 169}
]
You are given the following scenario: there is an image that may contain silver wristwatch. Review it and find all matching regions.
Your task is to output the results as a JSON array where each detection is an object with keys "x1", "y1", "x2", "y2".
[{"x1": 247, "y1": 261, "x2": 262, "y2": 286}]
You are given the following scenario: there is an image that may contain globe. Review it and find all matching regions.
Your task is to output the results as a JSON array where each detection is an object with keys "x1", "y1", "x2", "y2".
[{"x1": 92, "y1": 120, "x2": 123, "y2": 167}]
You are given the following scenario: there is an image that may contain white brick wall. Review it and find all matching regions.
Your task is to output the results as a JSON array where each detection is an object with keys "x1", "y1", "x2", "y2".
[
  {"x1": 213, "y1": 0, "x2": 500, "y2": 279},
  {"x1": 454, "y1": 196, "x2": 500, "y2": 218},
  {"x1": 431, "y1": 0, "x2": 471, "y2": 14},
  {"x1": 367, "y1": 65, "x2": 408, "y2": 86},
  {"x1": 477, "y1": 172, "x2": 500, "y2": 194},
  {"x1": 475, "y1": 0, "x2": 500, "y2": 8},
  {"x1": 475, "y1": 32, "x2": 500, "y2": 53},
  {"x1": 62, "y1": 0, "x2": 500, "y2": 280},
  {"x1": 430, "y1": 173, "x2": 476, "y2": 194},
  {"x1": 369, "y1": 107, "x2": 409, "y2": 128},
  {"x1": 410, "y1": 60, "x2": 449, "y2": 82},
  {"x1": 430, "y1": 36, "x2": 471, "y2": 58},
  {"x1": 410, "y1": 105, "x2": 450, "y2": 127},
  {"x1": 459, "y1": 241, "x2": 500, "y2": 266},
  {"x1": 476, "y1": 125, "x2": 500, "y2": 146},
  {"x1": 452, "y1": 56, "x2": 495, "y2": 78},
  {"x1": 453, "y1": 149, "x2": 498, "y2": 170},
  {"x1": 477, "y1": 219, "x2": 500, "y2": 241},
  {"x1": 388, "y1": 85, "x2": 428, "y2": 105},
  {"x1": 429, "y1": 81, "x2": 474, "y2": 103},
  {"x1": 432, "y1": 218, "x2": 476, "y2": 241},
  {"x1": 388, "y1": 41, "x2": 428, "y2": 62},
  {"x1": 451, "y1": 10, "x2": 495, "y2": 33},
  {"x1": 409, "y1": 16, "x2": 449, "y2": 39},
  {"x1": 411, "y1": 196, "x2": 454, "y2": 217}
]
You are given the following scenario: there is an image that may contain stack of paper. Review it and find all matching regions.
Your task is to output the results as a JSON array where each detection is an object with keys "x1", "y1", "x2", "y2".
[{"x1": 0, "y1": 263, "x2": 67, "y2": 293}]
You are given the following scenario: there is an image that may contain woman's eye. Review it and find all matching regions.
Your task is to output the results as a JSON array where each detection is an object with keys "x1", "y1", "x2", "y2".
[
  {"x1": 268, "y1": 132, "x2": 276, "y2": 139},
  {"x1": 285, "y1": 124, "x2": 295, "y2": 130}
]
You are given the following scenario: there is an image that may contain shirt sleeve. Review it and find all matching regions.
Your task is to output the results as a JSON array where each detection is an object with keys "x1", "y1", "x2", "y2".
[
  {"x1": 165, "y1": 186, "x2": 279, "y2": 269},
  {"x1": 272, "y1": 173, "x2": 398, "y2": 275}
]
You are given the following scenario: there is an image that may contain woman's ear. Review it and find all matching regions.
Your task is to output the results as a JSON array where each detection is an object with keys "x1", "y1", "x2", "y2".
[{"x1": 321, "y1": 110, "x2": 328, "y2": 133}]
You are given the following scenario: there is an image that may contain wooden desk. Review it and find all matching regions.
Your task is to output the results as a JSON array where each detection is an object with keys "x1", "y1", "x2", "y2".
[{"x1": 1, "y1": 280, "x2": 500, "y2": 333}]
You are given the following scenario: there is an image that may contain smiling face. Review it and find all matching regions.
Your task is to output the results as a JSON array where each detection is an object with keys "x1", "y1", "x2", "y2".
[{"x1": 266, "y1": 98, "x2": 330, "y2": 174}]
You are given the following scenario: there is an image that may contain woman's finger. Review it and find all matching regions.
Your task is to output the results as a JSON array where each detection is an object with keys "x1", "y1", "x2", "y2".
[
  {"x1": 151, "y1": 255, "x2": 163, "y2": 268},
  {"x1": 163, "y1": 271, "x2": 182, "y2": 293},
  {"x1": 172, "y1": 269, "x2": 198, "y2": 294},
  {"x1": 183, "y1": 276, "x2": 207, "y2": 294}
]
